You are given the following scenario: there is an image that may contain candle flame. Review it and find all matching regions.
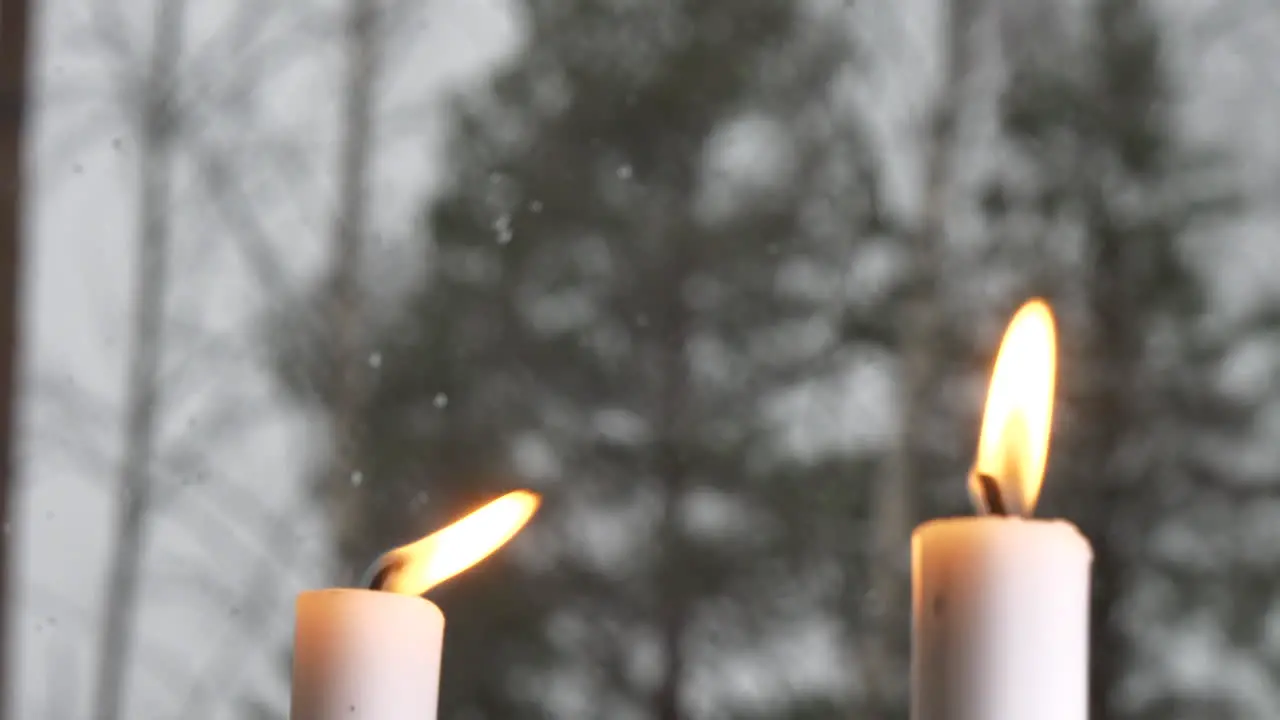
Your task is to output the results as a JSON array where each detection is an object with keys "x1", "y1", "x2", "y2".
[
  {"x1": 969, "y1": 299, "x2": 1057, "y2": 517},
  {"x1": 372, "y1": 490, "x2": 540, "y2": 595}
]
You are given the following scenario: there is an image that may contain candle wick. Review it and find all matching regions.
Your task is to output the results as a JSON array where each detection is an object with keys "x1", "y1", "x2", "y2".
[
  {"x1": 363, "y1": 558, "x2": 403, "y2": 592},
  {"x1": 975, "y1": 473, "x2": 1008, "y2": 516}
]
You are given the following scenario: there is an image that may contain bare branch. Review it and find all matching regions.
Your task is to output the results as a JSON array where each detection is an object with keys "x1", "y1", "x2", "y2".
[{"x1": 175, "y1": 496, "x2": 309, "y2": 719}]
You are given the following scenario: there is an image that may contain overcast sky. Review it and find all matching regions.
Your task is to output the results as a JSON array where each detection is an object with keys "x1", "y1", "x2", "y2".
[{"x1": 16, "y1": 0, "x2": 515, "y2": 716}]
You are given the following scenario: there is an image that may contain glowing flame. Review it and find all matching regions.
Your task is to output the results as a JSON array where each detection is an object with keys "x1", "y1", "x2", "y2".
[
  {"x1": 372, "y1": 490, "x2": 541, "y2": 596},
  {"x1": 969, "y1": 299, "x2": 1057, "y2": 517}
]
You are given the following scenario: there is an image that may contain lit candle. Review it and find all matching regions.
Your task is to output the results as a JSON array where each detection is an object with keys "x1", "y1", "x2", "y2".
[
  {"x1": 290, "y1": 490, "x2": 541, "y2": 720},
  {"x1": 911, "y1": 300, "x2": 1093, "y2": 720}
]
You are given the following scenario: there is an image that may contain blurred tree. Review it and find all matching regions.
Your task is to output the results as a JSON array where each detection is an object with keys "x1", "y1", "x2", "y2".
[
  {"x1": 325, "y1": 0, "x2": 381, "y2": 535},
  {"x1": 30, "y1": 2, "x2": 326, "y2": 716},
  {"x1": 274, "y1": 1, "x2": 894, "y2": 718},
  {"x1": 94, "y1": 2, "x2": 186, "y2": 719},
  {"x1": 862, "y1": 0, "x2": 988, "y2": 714},
  {"x1": 988, "y1": 0, "x2": 1271, "y2": 717}
]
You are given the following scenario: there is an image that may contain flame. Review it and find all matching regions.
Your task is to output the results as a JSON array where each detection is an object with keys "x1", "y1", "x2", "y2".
[
  {"x1": 969, "y1": 299, "x2": 1057, "y2": 517},
  {"x1": 374, "y1": 490, "x2": 541, "y2": 596}
]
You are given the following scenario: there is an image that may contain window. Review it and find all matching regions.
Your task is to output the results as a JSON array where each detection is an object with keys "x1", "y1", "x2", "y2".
[{"x1": 13, "y1": 1, "x2": 1280, "y2": 718}]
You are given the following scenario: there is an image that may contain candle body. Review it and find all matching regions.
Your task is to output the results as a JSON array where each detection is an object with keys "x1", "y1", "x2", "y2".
[
  {"x1": 911, "y1": 517, "x2": 1092, "y2": 720},
  {"x1": 291, "y1": 589, "x2": 444, "y2": 720}
]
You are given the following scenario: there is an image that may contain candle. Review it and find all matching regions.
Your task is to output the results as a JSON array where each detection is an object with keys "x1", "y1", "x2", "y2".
[
  {"x1": 911, "y1": 300, "x2": 1093, "y2": 720},
  {"x1": 291, "y1": 590, "x2": 443, "y2": 720},
  {"x1": 290, "y1": 490, "x2": 541, "y2": 720}
]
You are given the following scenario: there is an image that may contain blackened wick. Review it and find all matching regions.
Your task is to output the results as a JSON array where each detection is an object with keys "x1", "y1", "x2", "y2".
[
  {"x1": 364, "y1": 558, "x2": 403, "y2": 592},
  {"x1": 975, "y1": 473, "x2": 1008, "y2": 517}
]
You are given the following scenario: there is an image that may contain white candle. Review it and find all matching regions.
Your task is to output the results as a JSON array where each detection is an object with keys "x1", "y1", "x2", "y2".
[
  {"x1": 291, "y1": 590, "x2": 444, "y2": 720},
  {"x1": 910, "y1": 300, "x2": 1093, "y2": 720},
  {"x1": 290, "y1": 491, "x2": 540, "y2": 720},
  {"x1": 912, "y1": 518, "x2": 1091, "y2": 720}
]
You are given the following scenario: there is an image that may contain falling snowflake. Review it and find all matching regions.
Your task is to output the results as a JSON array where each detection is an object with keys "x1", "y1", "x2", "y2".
[
  {"x1": 493, "y1": 214, "x2": 513, "y2": 245},
  {"x1": 433, "y1": 393, "x2": 449, "y2": 409},
  {"x1": 351, "y1": 471, "x2": 364, "y2": 487},
  {"x1": 616, "y1": 164, "x2": 633, "y2": 180}
]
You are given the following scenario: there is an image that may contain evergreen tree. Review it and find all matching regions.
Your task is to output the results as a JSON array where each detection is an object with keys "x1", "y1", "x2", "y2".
[
  {"x1": 274, "y1": 2, "x2": 892, "y2": 718},
  {"x1": 988, "y1": 0, "x2": 1271, "y2": 716}
]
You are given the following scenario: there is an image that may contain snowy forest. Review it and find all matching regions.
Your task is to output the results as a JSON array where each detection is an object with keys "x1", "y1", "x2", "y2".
[{"x1": 14, "y1": 0, "x2": 1280, "y2": 718}]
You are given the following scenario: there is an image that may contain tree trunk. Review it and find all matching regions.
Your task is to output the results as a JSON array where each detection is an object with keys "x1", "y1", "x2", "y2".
[
  {"x1": 862, "y1": 0, "x2": 979, "y2": 715},
  {"x1": 327, "y1": 0, "x2": 380, "y2": 546},
  {"x1": 654, "y1": 390, "x2": 687, "y2": 720},
  {"x1": 1080, "y1": 226, "x2": 1139, "y2": 720},
  {"x1": 0, "y1": 0, "x2": 29, "y2": 714},
  {"x1": 93, "y1": 2, "x2": 185, "y2": 718},
  {"x1": 653, "y1": 226, "x2": 692, "y2": 720}
]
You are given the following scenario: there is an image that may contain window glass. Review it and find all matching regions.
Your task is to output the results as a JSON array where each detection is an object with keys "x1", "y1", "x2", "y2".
[{"x1": 16, "y1": 1, "x2": 1280, "y2": 718}]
